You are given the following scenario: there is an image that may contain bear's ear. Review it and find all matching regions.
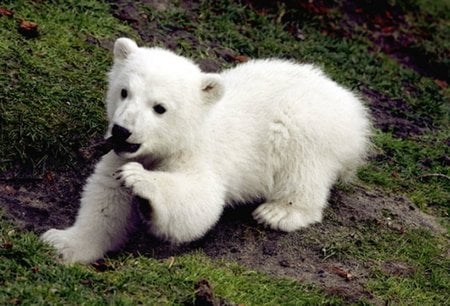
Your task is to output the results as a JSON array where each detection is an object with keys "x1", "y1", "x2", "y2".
[
  {"x1": 201, "y1": 74, "x2": 224, "y2": 104},
  {"x1": 113, "y1": 38, "x2": 138, "y2": 61}
]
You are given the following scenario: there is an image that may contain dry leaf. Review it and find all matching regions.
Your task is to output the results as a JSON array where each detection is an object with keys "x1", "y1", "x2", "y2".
[
  {"x1": 0, "y1": 7, "x2": 14, "y2": 17},
  {"x1": 329, "y1": 266, "x2": 353, "y2": 281},
  {"x1": 233, "y1": 55, "x2": 249, "y2": 63},
  {"x1": 18, "y1": 20, "x2": 39, "y2": 38},
  {"x1": 434, "y1": 79, "x2": 448, "y2": 89}
]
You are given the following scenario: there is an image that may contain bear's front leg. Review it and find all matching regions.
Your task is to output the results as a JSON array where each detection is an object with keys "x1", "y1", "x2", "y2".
[
  {"x1": 41, "y1": 152, "x2": 134, "y2": 264},
  {"x1": 116, "y1": 162, "x2": 225, "y2": 243}
]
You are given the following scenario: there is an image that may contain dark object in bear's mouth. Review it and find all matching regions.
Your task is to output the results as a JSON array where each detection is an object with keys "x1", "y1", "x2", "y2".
[
  {"x1": 112, "y1": 140, "x2": 141, "y2": 154},
  {"x1": 78, "y1": 137, "x2": 114, "y2": 161},
  {"x1": 78, "y1": 136, "x2": 140, "y2": 161}
]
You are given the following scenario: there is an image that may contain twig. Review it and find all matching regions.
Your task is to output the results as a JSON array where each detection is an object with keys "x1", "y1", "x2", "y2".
[
  {"x1": 419, "y1": 173, "x2": 450, "y2": 181},
  {"x1": 167, "y1": 256, "x2": 175, "y2": 269}
]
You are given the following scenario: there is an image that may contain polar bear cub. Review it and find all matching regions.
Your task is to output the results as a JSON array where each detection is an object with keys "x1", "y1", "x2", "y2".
[{"x1": 41, "y1": 38, "x2": 371, "y2": 263}]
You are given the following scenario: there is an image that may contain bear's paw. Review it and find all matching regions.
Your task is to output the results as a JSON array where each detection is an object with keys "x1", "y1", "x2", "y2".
[{"x1": 41, "y1": 228, "x2": 103, "y2": 264}]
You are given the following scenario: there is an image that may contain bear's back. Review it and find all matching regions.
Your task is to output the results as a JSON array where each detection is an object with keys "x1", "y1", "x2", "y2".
[{"x1": 205, "y1": 60, "x2": 370, "y2": 202}]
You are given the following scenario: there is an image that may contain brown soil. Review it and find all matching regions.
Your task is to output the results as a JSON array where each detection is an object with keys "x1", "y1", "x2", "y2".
[
  {"x1": 0, "y1": 1, "x2": 446, "y2": 304},
  {"x1": 362, "y1": 87, "x2": 432, "y2": 138}
]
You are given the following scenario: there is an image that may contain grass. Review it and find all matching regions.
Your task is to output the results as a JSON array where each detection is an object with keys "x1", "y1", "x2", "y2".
[
  {"x1": 365, "y1": 229, "x2": 449, "y2": 305},
  {"x1": 0, "y1": 0, "x2": 449, "y2": 304},
  {"x1": 0, "y1": 0, "x2": 133, "y2": 173},
  {"x1": 0, "y1": 219, "x2": 340, "y2": 305},
  {"x1": 360, "y1": 130, "x2": 450, "y2": 214}
]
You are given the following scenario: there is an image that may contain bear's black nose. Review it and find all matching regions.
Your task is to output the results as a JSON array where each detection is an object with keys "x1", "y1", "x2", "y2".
[{"x1": 111, "y1": 124, "x2": 131, "y2": 141}]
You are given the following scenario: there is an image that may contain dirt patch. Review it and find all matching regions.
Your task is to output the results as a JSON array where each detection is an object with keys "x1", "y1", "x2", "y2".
[
  {"x1": 107, "y1": 0, "x2": 199, "y2": 51},
  {"x1": 105, "y1": 0, "x2": 246, "y2": 71},
  {"x1": 0, "y1": 174, "x2": 81, "y2": 232},
  {"x1": 338, "y1": 0, "x2": 449, "y2": 83},
  {"x1": 0, "y1": 167, "x2": 443, "y2": 304},
  {"x1": 381, "y1": 261, "x2": 416, "y2": 277},
  {"x1": 363, "y1": 87, "x2": 432, "y2": 138}
]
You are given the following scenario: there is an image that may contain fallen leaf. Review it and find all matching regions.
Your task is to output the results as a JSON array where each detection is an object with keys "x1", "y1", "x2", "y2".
[
  {"x1": 385, "y1": 11, "x2": 393, "y2": 19},
  {"x1": 80, "y1": 279, "x2": 93, "y2": 286},
  {"x1": 434, "y1": 79, "x2": 448, "y2": 89},
  {"x1": 2, "y1": 241, "x2": 13, "y2": 249},
  {"x1": 44, "y1": 171, "x2": 55, "y2": 184},
  {"x1": 233, "y1": 55, "x2": 249, "y2": 63},
  {"x1": 329, "y1": 266, "x2": 353, "y2": 281},
  {"x1": 381, "y1": 26, "x2": 394, "y2": 34},
  {"x1": 91, "y1": 259, "x2": 114, "y2": 272},
  {"x1": 167, "y1": 256, "x2": 175, "y2": 268},
  {"x1": 0, "y1": 185, "x2": 15, "y2": 195},
  {"x1": 18, "y1": 20, "x2": 39, "y2": 38},
  {"x1": 0, "y1": 7, "x2": 14, "y2": 17}
]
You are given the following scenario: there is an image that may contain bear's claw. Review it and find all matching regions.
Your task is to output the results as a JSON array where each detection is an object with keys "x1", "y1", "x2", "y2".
[{"x1": 116, "y1": 162, "x2": 153, "y2": 198}]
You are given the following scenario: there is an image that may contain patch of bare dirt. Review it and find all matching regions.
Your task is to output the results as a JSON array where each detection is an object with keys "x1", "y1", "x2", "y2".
[
  {"x1": 339, "y1": 0, "x2": 449, "y2": 83},
  {"x1": 362, "y1": 87, "x2": 432, "y2": 138},
  {"x1": 0, "y1": 174, "x2": 80, "y2": 232},
  {"x1": 104, "y1": 0, "x2": 246, "y2": 72}
]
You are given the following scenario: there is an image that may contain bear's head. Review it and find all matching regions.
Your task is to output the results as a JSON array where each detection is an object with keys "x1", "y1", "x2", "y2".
[{"x1": 106, "y1": 38, "x2": 224, "y2": 161}]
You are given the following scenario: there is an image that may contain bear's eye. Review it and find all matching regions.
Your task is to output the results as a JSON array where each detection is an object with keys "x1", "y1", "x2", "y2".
[
  {"x1": 120, "y1": 89, "x2": 128, "y2": 99},
  {"x1": 153, "y1": 104, "x2": 166, "y2": 115}
]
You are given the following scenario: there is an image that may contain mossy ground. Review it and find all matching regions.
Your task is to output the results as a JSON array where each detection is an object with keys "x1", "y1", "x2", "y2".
[{"x1": 0, "y1": 0, "x2": 448, "y2": 304}]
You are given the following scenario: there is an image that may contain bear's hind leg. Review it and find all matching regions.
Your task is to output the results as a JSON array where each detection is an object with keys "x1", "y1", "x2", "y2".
[
  {"x1": 253, "y1": 166, "x2": 334, "y2": 232},
  {"x1": 252, "y1": 198, "x2": 324, "y2": 232}
]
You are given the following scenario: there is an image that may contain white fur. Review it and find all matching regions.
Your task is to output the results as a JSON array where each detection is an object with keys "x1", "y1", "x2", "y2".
[{"x1": 41, "y1": 38, "x2": 371, "y2": 263}]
